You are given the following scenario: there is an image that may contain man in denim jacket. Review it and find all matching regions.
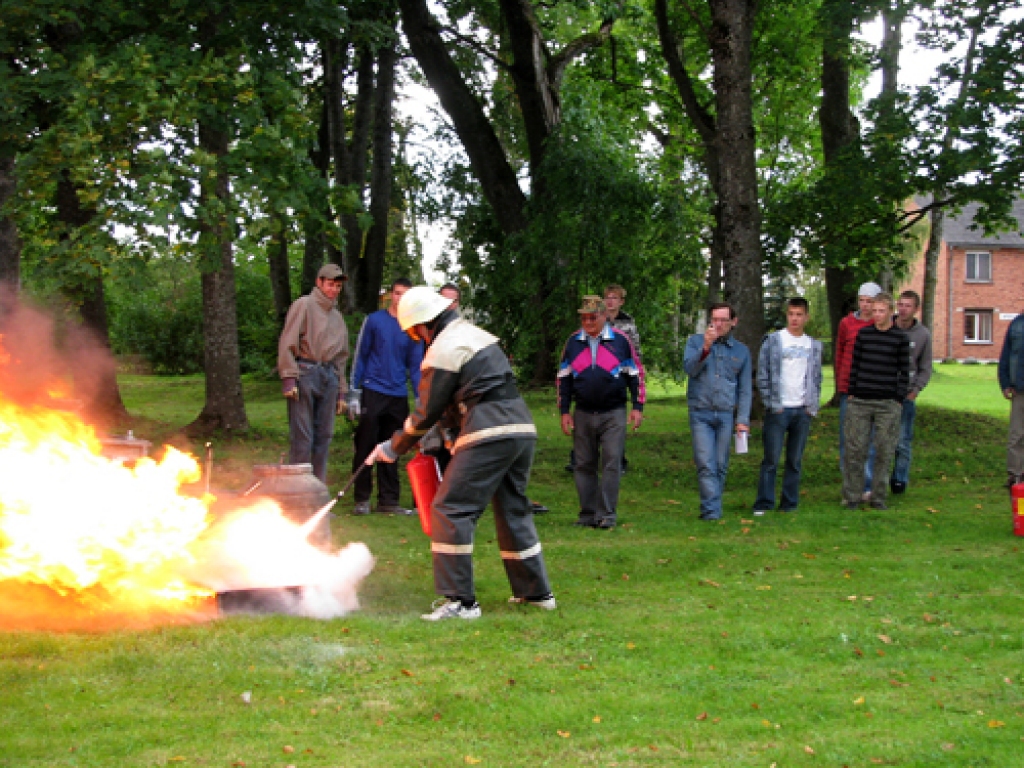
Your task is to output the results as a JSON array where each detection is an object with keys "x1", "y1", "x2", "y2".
[
  {"x1": 753, "y1": 298, "x2": 823, "y2": 515},
  {"x1": 683, "y1": 303, "x2": 752, "y2": 520},
  {"x1": 999, "y1": 311, "x2": 1024, "y2": 489}
]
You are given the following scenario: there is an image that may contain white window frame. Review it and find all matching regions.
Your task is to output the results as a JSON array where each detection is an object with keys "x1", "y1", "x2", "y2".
[
  {"x1": 964, "y1": 309, "x2": 993, "y2": 344},
  {"x1": 965, "y1": 251, "x2": 992, "y2": 282}
]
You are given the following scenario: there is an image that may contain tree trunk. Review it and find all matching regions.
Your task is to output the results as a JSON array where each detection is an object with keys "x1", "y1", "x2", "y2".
[
  {"x1": 325, "y1": 37, "x2": 374, "y2": 306},
  {"x1": 0, "y1": 153, "x2": 20, "y2": 294},
  {"x1": 876, "y1": 0, "x2": 904, "y2": 291},
  {"x1": 709, "y1": 0, "x2": 764, "y2": 354},
  {"x1": 359, "y1": 19, "x2": 397, "y2": 313},
  {"x1": 54, "y1": 172, "x2": 128, "y2": 425},
  {"x1": 301, "y1": 102, "x2": 330, "y2": 298},
  {"x1": 268, "y1": 212, "x2": 292, "y2": 326},
  {"x1": 399, "y1": 0, "x2": 528, "y2": 234},
  {"x1": 819, "y1": 0, "x2": 860, "y2": 400},
  {"x1": 920, "y1": 20, "x2": 982, "y2": 331},
  {"x1": 186, "y1": 118, "x2": 249, "y2": 435},
  {"x1": 921, "y1": 204, "x2": 943, "y2": 332}
]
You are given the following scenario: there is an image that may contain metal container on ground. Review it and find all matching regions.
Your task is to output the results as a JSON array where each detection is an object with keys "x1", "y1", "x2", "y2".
[{"x1": 249, "y1": 463, "x2": 333, "y2": 547}]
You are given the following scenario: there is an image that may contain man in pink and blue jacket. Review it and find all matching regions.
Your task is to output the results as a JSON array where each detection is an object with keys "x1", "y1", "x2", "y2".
[{"x1": 558, "y1": 295, "x2": 645, "y2": 530}]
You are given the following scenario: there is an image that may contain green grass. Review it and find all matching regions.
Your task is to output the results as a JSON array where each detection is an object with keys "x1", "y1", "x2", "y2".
[{"x1": 2, "y1": 364, "x2": 1022, "y2": 766}]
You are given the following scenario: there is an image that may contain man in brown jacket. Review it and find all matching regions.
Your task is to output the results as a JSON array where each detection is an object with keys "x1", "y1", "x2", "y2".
[{"x1": 277, "y1": 263, "x2": 350, "y2": 482}]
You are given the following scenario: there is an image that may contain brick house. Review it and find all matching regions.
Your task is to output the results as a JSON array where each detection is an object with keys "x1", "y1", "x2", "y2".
[{"x1": 902, "y1": 199, "x2": 1024, "y2": 361}]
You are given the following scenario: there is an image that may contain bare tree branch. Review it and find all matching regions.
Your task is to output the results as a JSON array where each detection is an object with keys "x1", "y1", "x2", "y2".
[{"x1": 439, "y1": 24, "x2": 511, "y2": 71}]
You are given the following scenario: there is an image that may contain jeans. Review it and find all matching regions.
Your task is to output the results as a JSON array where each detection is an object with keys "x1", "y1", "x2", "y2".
[
  {"x1": 838, "y1": 393, "x2": 848, "y2": 468},
  {"x1": 754, "y1": 407, "x2": 812, "y2": 511},
  {"x1": 866, "y1": 399, "x2": 917, "y2": 487},
  {"x1": 842, "y1": 398, "x2": 902, "y2": 506},
  {"x1": 690, "y1": 409, "x2": 734, "y2": 519},
  {"x1": 287, "y1": 363, "x2": 340, "y2": 483},
  {"x1": 573, "y1": 409, "x2": 627, "y2": 524}
]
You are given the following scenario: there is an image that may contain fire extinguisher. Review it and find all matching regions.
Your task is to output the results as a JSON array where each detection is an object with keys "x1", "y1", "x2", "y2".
[
  {"x1": 406, "y1": 451, "x2": 441, "y2": 537},
  {"x1": 1013, "y1": 481, "x2": 1024, "y2": 537}
]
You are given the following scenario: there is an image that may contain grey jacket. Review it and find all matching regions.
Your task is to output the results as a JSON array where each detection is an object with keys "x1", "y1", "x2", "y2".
[
  {"x1": 757, "y1": 331, "x2": 824, "y2": 416},
  {"x1": 897, "y1": 318, "x2": 933, "y2": 395}
]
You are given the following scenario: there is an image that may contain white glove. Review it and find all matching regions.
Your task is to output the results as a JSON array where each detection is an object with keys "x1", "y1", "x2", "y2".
[{"x1": 366, "y1": 439, "x2": 398, "y2": 465}]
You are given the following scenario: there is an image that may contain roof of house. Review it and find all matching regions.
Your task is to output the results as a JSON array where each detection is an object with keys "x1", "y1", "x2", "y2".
[{"x1": 940, "y1": 198, "x2": 1024, "y2": 249}]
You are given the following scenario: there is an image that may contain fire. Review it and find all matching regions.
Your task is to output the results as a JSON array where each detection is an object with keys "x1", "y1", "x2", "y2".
[
  {"x1": 0, "y1": 395, "x2": 375, "y2": 629},
  {"x1": 0, "y1": 398, "x2": 213, "y2": 616}
]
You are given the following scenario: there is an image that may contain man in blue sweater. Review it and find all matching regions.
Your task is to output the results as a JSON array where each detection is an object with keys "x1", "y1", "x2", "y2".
[{"x1": 348, "y1": 278, "x2": 424, "y2": 515}]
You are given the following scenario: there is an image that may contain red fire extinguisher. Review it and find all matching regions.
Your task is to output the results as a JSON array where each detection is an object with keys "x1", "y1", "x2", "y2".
[
  {"x1": 1013, "y1": 481, "x2": 1024, "y2": 537},
  {"x1": 406, "y1": 451, "x2": 441, "y2": 537}
]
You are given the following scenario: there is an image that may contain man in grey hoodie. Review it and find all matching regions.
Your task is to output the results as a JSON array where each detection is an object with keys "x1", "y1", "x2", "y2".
[{"x1": 753, "y1": 297, "x2": 823, "y2": 515}]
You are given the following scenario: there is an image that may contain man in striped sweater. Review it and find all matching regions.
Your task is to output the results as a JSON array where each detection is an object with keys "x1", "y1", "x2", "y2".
[{"x1": 841, "y1": 292, "x2": 910, "y2": 510}]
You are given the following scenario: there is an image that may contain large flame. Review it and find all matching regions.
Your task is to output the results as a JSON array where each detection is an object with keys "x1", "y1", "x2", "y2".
[
  {"x1": 0, "y1": 399, "x2": 211, "y2": 606},
  {"x1": 0, "y1": 396, "x2": 374, "y2": 630}
]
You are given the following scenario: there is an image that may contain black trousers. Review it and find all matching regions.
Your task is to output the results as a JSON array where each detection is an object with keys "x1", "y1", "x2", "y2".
[{"x1": 352, "y1": 388, "x2": 409, "y2": 505}]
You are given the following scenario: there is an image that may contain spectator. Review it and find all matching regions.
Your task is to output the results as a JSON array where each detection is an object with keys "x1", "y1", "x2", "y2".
[
  {"x1": 683, "y1": 303, "x2": 752, "y2": 521},
  {"x1": 842, "y1": 292, "x2": 910, "y2": 510},
  {"x1": 366, "y1": 287, "x2": 554, "y2": 620},
  {"x1": 277, "y1": 263, "x2": 350, "y2": 483},
  {"x1": 867, "y1": 289, "x2": 932, "y2": 495},
  {"x1": 753, "y1": 297, "x2": 823, "y2": 515},
  {"x1": 999, "y1": 310, "x2": 1024, "y2": 490},
  {"x1": 348, "y1": 278, "x2": 424, "y2": 515},
  {"x1": 566, "y1": 284, "x2": 644, "y2": 474},
  {"x1": 558, "y1": 295, "x2": 644, "y2": 530},
  {"x1": 439, "y1": 283, "x2": 460, "y2": 308},
  {"x1": 835, "y1": 282, "x2": 883, "y2": 464}
]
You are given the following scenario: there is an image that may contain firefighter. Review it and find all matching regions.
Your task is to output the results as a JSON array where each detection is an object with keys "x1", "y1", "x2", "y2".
[{"x1": 365, "y1": 287, "x2": 554, "y2": 621}]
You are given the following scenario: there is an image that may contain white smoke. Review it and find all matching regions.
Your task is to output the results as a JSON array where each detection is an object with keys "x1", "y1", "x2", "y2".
[{"x1": 187, "y1": 499, "x2": 375, "y2": 619}]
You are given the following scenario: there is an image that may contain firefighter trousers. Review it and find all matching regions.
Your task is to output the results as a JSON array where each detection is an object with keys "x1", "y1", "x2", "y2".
[{"x1": 430, "y1": 437, "x2": 551, "y2": 603}]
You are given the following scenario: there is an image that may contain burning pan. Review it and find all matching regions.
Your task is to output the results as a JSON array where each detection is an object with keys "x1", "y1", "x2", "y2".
[{"x1": 216, "y1": 587, "x2": 305, "y2": 616}]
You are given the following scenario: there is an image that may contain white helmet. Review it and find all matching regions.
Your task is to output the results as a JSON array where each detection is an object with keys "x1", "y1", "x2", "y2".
[{"x1": 397, "y1": 286, "x2": 454, "y2": 331}]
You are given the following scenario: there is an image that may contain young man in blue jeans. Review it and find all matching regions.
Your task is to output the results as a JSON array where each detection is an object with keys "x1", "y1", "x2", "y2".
[
  {"x1": 683, "y1": 303, "x2": 752, "y2": 521},
  {"x1": 753, "y1": 298, "x2": 823, "y2": 515}
]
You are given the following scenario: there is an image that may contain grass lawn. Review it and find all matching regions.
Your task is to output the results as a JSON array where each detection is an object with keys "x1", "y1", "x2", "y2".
[{"x1": 2, "y1": 364, "x2": 1022, "y2": 767}]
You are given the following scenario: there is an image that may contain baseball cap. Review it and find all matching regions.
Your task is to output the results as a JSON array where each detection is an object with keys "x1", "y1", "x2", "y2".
[
  {"x1": 317, "y1": 263, "x2": 348, "y2": 281},
  {"x1": 857, "y1": 282, "x2": 882, "y2": 298}
]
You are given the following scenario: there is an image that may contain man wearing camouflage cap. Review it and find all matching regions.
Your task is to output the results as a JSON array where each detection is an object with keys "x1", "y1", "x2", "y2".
[{"x1": 558, "y1": 295, "x2": 645, "y2": 530}]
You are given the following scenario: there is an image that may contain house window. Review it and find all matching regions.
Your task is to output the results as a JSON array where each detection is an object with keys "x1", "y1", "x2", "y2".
[
  {"x1": 965, "y1": 251, "x2": 992, "y2": 282},
  {"x1": 964, "y1": 310, "x2": 993, "y2": 344}
]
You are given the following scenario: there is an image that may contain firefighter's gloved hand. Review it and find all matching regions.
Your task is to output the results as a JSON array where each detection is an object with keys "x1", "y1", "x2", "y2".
[
  {"x1": 366, "y1": 439, "x2": 398, "y2": 465},
  {"x1": 282, "y1": 378, "x2": 299, "y2": 401},
  {"x1": 346, "y1": 389, "x2": 362, "y2": 420}
]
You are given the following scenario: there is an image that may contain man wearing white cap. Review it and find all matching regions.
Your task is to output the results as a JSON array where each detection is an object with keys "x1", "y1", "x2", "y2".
[
  {"x1": 277, "y1": 263, "x2": 350, "y2": 482},
  {"x1": 834, "y1": 282, "x2": 882, "y2": 466}
]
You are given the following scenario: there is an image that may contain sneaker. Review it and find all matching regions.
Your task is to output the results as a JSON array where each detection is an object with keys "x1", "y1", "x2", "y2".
[
  {"x1": 508, "y1": 595, "x2": 557, "y2": 610},
  {"x1": 597, "y1": 519, "x2": 616, "y2": 530},
  {"x1": 421, "y1": 598, "x2": 481, "y2": 621},
  {"x1": 752, "y1": 509, "x2": 767, "y2": 517},
  {"x1": 842, "y1": 501, "x2": 861, "y2": 510},
  {"x1": 870, "y1": 501, "x2": 889, "y2": 510},
  {"x1": 529, "y1": 500, "x2": 549, "y2": 514},
  {"x1": 573, "y1": 519, "x2": 597, "y2": 528},
  {"x1": 352, "y1": 501, "x2": 371, "y2": 516},
  {"x1": 376, "y1": 505, "x2": 414, "y2": 516},
  {"x1": 889, "y1": 480, "x2": 906, "y2": 495}
]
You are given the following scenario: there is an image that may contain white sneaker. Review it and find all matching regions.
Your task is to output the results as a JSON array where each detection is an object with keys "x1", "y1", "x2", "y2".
[
  {"x1": 421, "y1": 598, "x2": 481, "y2": 621},
  {"x1": 508, "y1": 595, "x2": 557, "y2": 610},
  {"x1": 753, "y1": 509, "x2": 766, "y2": 517}
]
